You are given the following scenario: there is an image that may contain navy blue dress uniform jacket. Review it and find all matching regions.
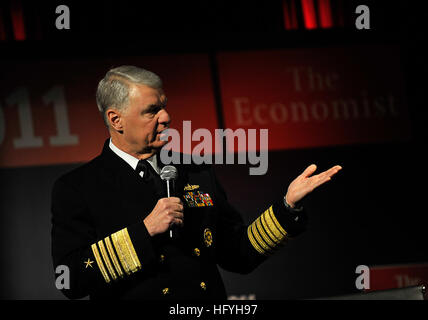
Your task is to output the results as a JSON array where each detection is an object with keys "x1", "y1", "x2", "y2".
[{"x1": 51, "y1": 139, "x2": 307, "y2": 300}]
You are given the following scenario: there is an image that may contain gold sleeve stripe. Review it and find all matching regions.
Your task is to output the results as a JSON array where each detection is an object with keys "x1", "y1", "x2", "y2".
[
  {"x1": 104, "y1": 236, "x2": 124, "y2": 278},
  {"x1": 122, "y1": 228, "x2": 142, "y2": 271},
  {"x1": 111, "y1": 228, "x2": 142, "y2": 275},
  {"x1": 251, "y1": 223, "x2": 274, "y2": 253},
  {"x1": 261, "y1": 213, "x2": 282, "y2": 244},
  {"x1": 91, "y1": 243, "x2": 111, "y2": 283},
  {"x1": 263, "y1": 208, "x2": 287, "y2": 242},
  {"x1": 268, "y1": 206, "x2": 287, "y2": 237},
  {"x1": 255, "y1": 217, "x2": 277, "y2": 248},
  {"x1": 247, "y1": 225, "x2": 267, "y2": 255},
  {"x1": 97, "y1": 240, "x2": 117, "y2": 281},
  {"x1": 118, "y1": 229, "x2": 139, "y2": 272},
  {"x1": 111, "y1": 231, "x2": 131, "y2": 275},
  {"x1": 247, "y1": 205, "x2": 291, "y2": 255}
]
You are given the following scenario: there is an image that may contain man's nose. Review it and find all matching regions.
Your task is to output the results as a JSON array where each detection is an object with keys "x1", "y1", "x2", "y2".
[{"x1": 158, "y1": 108, "x2": 171, "y2": 127}]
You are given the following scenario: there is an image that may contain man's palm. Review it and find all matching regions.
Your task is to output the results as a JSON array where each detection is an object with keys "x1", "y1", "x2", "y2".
[{"x1": 285, "y1": 164, "x2": 342, "y2": 207}]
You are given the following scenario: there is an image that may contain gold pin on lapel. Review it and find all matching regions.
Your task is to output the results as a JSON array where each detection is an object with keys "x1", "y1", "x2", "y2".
[{"x1": 184, "y1": 184, "x2": 199, "y2": 191}]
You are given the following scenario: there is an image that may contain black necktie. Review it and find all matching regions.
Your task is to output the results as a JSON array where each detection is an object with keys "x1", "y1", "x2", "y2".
[
  {"x1": 136, "y1": 159, "x2": 165, "y2": 196},
  {"x1": 135, "y1": 160, "x2": 152, "y2": 181}
]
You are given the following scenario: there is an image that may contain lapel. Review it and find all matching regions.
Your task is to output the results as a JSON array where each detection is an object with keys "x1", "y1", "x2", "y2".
[
  {"x1": 96, "y1": 140, "x2": 192, "y2": 225},
  {"x1": 98, "y1": 139, "x2": 162, "y2": 221}
]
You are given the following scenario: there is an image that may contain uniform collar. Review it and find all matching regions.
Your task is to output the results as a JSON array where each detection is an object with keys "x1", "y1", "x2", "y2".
[{"x1": 109, "y1": 138, "x2": 160, "y2": 174}]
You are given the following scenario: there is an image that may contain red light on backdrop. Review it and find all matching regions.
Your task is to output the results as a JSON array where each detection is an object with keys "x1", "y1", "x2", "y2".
[
  {"x1": 282, "y1": 0, "x2": 298, "y2": 30},
  {"x1": 318, "y1": 0, "x2": 333, "y2": 28},
  {"x1": 10, "y1": 0, "x2": 26, "y2": 40},
  {"x1": 301, "y1": 0, "x2": 318, "y2": 29},
  {"x1": 283, "y1": 0, "x2": 341, "y2": 31}
]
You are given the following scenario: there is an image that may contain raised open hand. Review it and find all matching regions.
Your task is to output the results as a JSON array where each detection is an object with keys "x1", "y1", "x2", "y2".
[{"x1": 285, "y1": 164, "x2": 342, "y2": 208}]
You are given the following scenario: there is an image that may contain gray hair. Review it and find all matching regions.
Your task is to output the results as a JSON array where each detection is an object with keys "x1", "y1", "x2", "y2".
[{"x1": 96, "y1": 65, "x2": 163, "y2": 126}]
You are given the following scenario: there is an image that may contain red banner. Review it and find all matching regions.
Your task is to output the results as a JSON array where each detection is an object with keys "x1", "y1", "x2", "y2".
[
  {"x1": 0, "y1": 55, "x2": 218, "y2": 167},
  {"x1": 368, "y1": 263, "x2": 428, "y2": 291},
  {"x1": 0, "y1": 46, "x2": 414, "y2": 167},
  {"x1": 217, "y1": 45, "x2": 411, "y2": 152}
]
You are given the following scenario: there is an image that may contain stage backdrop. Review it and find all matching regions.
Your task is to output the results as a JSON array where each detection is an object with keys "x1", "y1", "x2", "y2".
[
  {"x1": 0, "y1": 54, "x2": 218, "y2": 167},
  {"x1": 217, "y1": 45, "x2": 411, "y2": 151},
  {"x1": 0, "y1": 45, "x2": 410, "y2": 166}
]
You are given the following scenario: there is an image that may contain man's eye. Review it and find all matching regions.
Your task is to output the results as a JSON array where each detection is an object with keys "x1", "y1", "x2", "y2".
[
  {"x1": 152, "y1": 105, "x2": 166, "y2": 114},
  {"x1": 144, "y1": 104, "x2": 165, "y2": 116}
]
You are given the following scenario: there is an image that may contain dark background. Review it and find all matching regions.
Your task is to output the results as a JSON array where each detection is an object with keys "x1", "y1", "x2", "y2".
[{"x1": 0, "y1": 0, "x2": 427, "y2": 299}]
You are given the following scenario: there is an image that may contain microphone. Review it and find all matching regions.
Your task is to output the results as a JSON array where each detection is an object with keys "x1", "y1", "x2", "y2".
[{"x1": 160, "y1": 165, "x2": 178, "y2": 238}]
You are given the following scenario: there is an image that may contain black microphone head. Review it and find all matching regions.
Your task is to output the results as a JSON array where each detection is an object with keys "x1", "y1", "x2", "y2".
[{"x1": 160, "y1": 165, "x2": 178, "y2": 181}]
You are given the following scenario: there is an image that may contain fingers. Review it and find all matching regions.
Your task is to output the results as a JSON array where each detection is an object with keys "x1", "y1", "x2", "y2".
[
  {"x1": 300, "y1": 164, "x2": 317, "y2": 178},
  {"x1": 165, "y1": 200, "x2": 184, "y2": 224},
  {"x1": 169, "y1": 202, "x2": 184, "y2": 212},
  {"x1": 157, "y1": 197, "x2": 184, "y2": 220},
  {"x1": 312, "y1": 175, "x2": 332, "y2": 189},
  {"x1": 166, "y1": 202, "x2": 184, "y2": 227},
  {"x1": 169, "y1": 211, "x2": 184, "y2": 227},
  {"x1": 146, "y1": 198, "x2": 185, "y2": 236},
  {"x1": 324, "y1": 165, "x2": 342, "y2": 178},
  {"x1": 171, "y1": 217, "x2": 184, "y2": 227},
  {"x1": 158, "y1": 197, "x2": 184, "y2": 210},
  {"x1": 168, "y1": 197, "x2": 183, "y2": 204},
  {"x1": 170, "y1": 210, "x2": 184, "y2": 220},
  {"x1": 311, "y1": 165, "x2": 342, "y2": 189}
]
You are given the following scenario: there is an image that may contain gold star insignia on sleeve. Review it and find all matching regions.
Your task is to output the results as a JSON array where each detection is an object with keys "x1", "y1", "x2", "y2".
[{"x1": 84, "y1": 258, "x2": 94, "y2": 269}]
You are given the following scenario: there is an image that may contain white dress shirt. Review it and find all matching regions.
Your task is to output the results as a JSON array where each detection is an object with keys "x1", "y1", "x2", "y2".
[{"x1": 109, "y1": 139, "x2": 160, "y2": 178}]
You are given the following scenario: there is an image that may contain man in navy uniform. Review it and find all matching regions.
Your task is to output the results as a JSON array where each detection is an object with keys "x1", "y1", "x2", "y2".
[{"x1": 51, "y1": 66, "x2": 341, "y2": 299}]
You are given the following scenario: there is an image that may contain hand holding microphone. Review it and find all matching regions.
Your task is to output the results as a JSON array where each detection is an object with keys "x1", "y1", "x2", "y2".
[
  {"x1": 143, "y1": 165, "x2": 183, "y2": 238},
  {"x1": 143, "y1": 197, "x2": 183, "y2": 237}
]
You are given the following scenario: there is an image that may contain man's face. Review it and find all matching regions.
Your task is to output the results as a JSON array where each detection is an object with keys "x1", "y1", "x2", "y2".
[{"x1": 119, "y1": 83, "x2": 170, "y2": 155}]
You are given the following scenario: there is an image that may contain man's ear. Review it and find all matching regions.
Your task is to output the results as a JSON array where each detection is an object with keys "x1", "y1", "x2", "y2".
[{"x1": 106, "y1": 108, "x2": 123, "y2": 133}]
